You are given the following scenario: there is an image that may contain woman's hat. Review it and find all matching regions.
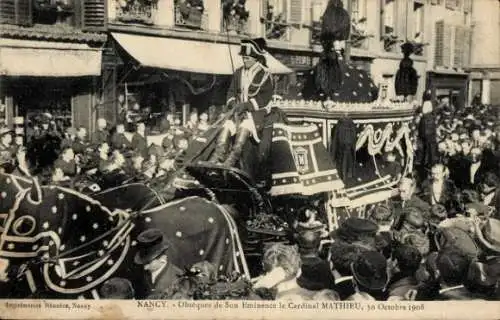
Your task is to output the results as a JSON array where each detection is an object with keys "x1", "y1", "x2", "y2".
[
  {"x1": 351, "y1": 250, "x2": 388, "y2": 291},
  {"x1": 134, "y1": 228, "x2": 170, "y2": 265},
  {"x1": 434, "y1": 227, "x2": 480, "y2": 258},
  {"x1": 475, "y1": 218, "x2": 500, "y2": 254}
]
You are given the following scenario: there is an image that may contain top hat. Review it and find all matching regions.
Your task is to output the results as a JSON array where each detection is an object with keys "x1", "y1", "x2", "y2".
[
  {"x1": 134, "y1": 228, "x2": 170, "y2": 265},
  {"x1": 351, "y1": 250, "x2": 388, "y2": 291},
  {"x1": 475, "y1": 218, "x2": 500, "y2": 254}
]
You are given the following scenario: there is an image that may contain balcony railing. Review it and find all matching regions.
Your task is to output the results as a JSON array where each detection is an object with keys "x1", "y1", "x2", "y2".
[
  {"x1": 382, "y1": 32, "x2": 400, "y2": 52},
  {"x1": 115, "y1": 0, "x2": 157, "y2": 25},
  {"x1": 350, "y1": 18, "x2": 372, "y2": 49},
  {"x1": 174, "y1": 0, "x2": 207, "y2": 29},
  {"x1": 261, "y1": 14, "x2": 288, "y2": 40},
  {"x1": 224, "y1": 15, "x2": 249, "y2": 34}
]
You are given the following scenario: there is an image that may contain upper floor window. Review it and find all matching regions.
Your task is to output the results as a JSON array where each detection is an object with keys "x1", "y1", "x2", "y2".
[
  {"x1": 262, "y1": 0, "x2": 303, "y2": 41},
  {"x1": 350, "y1": 0, "x2": 369, "y2": 49},
  {"x1": 0, "y1": 0, "x2": 107, "y2": 31},
  {"x1": 174, "y1": 0, "x2": 206, "y2": 29},
  {"x1": 412, "y1": 0, "x2": 424, "y2": 55},
  {"x1": 381, "y1": 0, "x2": 399, "y2": 52},
  {"x1": 115, "y1": 0, "x2": 158, "y2": 25},
  {"x1": 222, "y1": 0, "x2": 250, "y2": 35},
  {"x1": 445, "y1": 0, "x2": 462, "y2": 10}
]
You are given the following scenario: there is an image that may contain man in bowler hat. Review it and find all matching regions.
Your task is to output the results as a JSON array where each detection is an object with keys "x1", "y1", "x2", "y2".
[{"x1": 134, "y1": 228, "x2": 182, "y2": 299}]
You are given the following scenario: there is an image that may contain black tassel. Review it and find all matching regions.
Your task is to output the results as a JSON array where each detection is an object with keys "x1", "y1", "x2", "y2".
[
  {"x1": 315, "y1": 54, "x2": 343, "y2": 97},
  {"x1": 395, "y1": 42, "x2": 419, "y2": 97}
]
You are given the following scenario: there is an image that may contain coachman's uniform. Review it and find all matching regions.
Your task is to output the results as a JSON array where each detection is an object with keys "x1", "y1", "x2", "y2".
[{"x1": 210, "y1": 38, "x2": 276, "y2": 180}]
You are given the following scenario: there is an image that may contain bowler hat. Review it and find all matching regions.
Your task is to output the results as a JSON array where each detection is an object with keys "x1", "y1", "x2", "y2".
[
  {"x1": 436, "y1": 250, "x2": 471, "y2": 286},
  {"x1": 134, "y1": 228, "x2": 170, "y2": 265},
  {"x1": 466, "y1": 261, "x2": 498, "y2": 290},
  {"x1": 100, "y1": 277, "x2": 135, "y2": 299},
  {"x1": 296, "y1": 257, "x2": 336, "y2": 291},
  {"x1": 332, "y1": 217, "x2": 378, "y2": 238},
  {"x1": 351, "y1": 250, "x2": 388, "y2": 291},
  {"x1": 475, "y1": 218, "x2": 500, "y2": 254}
]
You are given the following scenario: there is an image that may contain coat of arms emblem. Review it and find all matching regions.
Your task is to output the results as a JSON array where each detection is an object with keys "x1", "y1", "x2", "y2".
[{"x1": 293, "y1": 147, "x2": 309, "y2": 173}]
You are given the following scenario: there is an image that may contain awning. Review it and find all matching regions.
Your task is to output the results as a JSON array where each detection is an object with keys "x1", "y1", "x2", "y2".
[
  {"x1": 0, "y1": 39, "x2": 102, "y2": 77},
  {"x1": 112, "y1": 32, "x2": 293, "y2": 75}
]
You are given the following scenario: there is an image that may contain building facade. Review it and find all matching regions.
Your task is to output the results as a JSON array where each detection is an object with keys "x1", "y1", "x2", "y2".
[
  {"x1": 0, "y1": 0, "x2": 108, "y2": 136},
  {"x1": 469, "y1": 0, "x2": 500, "y2": 106}
]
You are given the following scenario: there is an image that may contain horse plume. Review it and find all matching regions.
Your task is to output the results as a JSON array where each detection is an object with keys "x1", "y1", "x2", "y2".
[{"x1": 316, "y1": 0, "x2": 351, "y2": 96}]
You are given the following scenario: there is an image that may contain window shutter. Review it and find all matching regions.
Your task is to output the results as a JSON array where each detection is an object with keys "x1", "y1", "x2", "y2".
[
  {"x1": 443, "y1": 23, "x2": 452, "y2": 67},
  {"x1": 453, "y1": 26, "x2": 464, "y2": 67},
  {"x1": 434, "y1": 20, "x2": 445, "y2": 66},
  {"x1": 463, "y1": 28, "x2": 471, "y2": 67},
  {"x1": 0, "y1": 0, "x2": 32, "y2": 26},
  {"x1": 289, "y1": 0, "x2": 303, "y2": 24},
  {"x1": 76, "y1": 0, "x2": 107, "y2": 31}
]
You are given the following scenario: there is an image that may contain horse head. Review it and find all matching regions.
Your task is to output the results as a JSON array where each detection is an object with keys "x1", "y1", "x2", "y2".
[{"x1": 0, "y1": 179, "x2": 133, "y2": 297}]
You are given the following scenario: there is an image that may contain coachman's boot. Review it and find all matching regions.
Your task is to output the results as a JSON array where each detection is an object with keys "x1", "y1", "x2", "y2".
[
  {"x1": 224, "y1": 128, "x2": 251, "y2": 168},
  {"x1": 209, "y1": 126, "x2": 231, "y2": 163}
]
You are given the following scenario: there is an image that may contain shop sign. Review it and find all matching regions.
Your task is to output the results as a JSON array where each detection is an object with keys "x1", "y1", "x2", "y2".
[{"x1": 273, "y1": 53, "x2": 313, "y2": 68}]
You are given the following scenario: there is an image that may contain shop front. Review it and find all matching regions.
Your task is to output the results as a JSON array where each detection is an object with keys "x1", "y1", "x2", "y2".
[
  {"x1": 107, "y1": 32, "x2": 292, "y2": 129},
  {"x1": 0, "y1": 37, "x2": 104, "y2": 139},
  {"x1": 426, "y1": 70, "x2": 469, "y2": 110}
]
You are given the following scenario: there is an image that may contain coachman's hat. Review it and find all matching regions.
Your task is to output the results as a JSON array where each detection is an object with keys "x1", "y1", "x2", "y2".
[
  {"x1": 134, "y1": 228, "x2": 170, "y2": 265},
  {"x1": 239, "y1": 38, "x2": 268, "y2": 66}
]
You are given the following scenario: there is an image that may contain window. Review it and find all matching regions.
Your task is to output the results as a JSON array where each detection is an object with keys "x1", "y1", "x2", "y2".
[
  {"x1": 445, "y1": 0, "x2": 461, "y2": 10},
  {"x1": 222, "y1": 0, "x2": 250, "y2": 34},
  {"x1": 174, "y1": 0, "x2": 206, "y2": 29},
  {"x1": 0, "y1": 0, "x2": 32, "y2": 26},
  {"x1": 381, "y1": 0, "x2": 399, "y2": 52},
  {"x1": 263, "y1": 0, "x2": 289, "y2": 40},
  {"x1": 413, "y1": 2, "x2": 424, "y2": 42},
  {"x1": 351, "y1": 0, "x2": 367, "y2": 23},
  {"x1": 434, "y1": 20, "x2": 452, "y2": 68}
]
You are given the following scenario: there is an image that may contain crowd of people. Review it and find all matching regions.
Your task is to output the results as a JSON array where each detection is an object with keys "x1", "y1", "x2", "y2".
[{"x1": 0, "y1": 109, "x2": 215, "y2": 191}]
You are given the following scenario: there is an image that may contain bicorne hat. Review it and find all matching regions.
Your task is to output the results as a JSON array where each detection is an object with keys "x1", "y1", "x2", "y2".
[
  {"x1": 239, "y1": 38, "x2": 268, "y2": 66},
  {"x1": 134, "y1": 228, "x2": 170, "y2": 265}
]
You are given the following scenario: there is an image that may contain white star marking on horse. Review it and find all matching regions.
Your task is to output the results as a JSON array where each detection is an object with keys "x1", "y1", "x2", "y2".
[
  {"x1": 176, "y1": 231, "x2": 182, "y2": 237},
  {"x1": 72, "y1": 214, "x2": 78, "y2": 220},
  {"x1": 199, "y1": 249, "x2": 204, "y2": 255},
  {"x1": 86, "y1": 276, "x2": 93, "y2": 282},
  {"x1": 43, "y1": 222, "x2": 49, "y2": 229},
  {"x1": 208, "y1": 217, "x2": 214, "y2": 224},
  {"x1": 58, "y1": 193, "x2": 64, "y2": 200},
  {"x1": 51, "y1": 206, "x2": 57, "y2": 214},
  {"x1": 93, "y1": 223, "x2": 99, "y2": 230},
  {"x1": 80, "y1": 235, "x2": 86, "y2": 242},
  {"x1": 7, "y1": 243, "x2": 14, "y2": 250},
  {"x1": 85, "y1": 206, "x2": 91, "y2": 212}
]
